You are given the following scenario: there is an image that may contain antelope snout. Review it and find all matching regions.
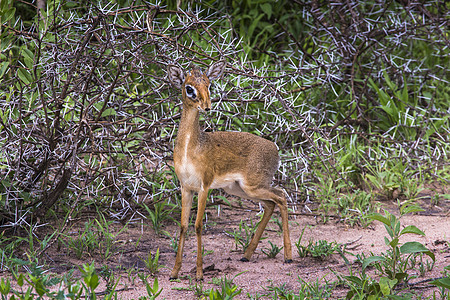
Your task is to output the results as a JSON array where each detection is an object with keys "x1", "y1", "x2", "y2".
[
  {"x1": 198, "y1": 99, "x2": 212, "y2": 112},
  {"x1": 198, "y1": 105, "x2": 211, "y2": 112}
]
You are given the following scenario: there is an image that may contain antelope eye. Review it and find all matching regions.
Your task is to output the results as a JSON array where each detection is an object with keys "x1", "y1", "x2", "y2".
[{"x1": 185, "y1": 85, "x2": 196, "y2": 99}]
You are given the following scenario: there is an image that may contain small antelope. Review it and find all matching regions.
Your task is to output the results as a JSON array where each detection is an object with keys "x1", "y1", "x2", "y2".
[{"x1": 168, "y1": 60, "x2": 292, "y2": 280}]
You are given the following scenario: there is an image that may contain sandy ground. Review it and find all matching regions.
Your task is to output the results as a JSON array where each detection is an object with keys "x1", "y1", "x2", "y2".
[
  {"x1": 3, "y1": 195, "x2": 449, "y2": 299},
  {"x1": 45, "y1": 199, "x2": 449, "y2": 299}
]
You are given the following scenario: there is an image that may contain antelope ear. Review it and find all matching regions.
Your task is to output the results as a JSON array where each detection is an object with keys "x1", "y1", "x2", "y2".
[
  {"x1": 206, "y1": 60, "x2": 226, "y2": 81},
  {"x1": 167, "y1": 64, "x2": 185, "y2": 89}
]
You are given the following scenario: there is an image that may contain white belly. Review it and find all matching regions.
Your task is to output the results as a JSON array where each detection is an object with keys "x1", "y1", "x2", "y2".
[
  {"x1": 176, "y1": 160, "x2": 203, "y2": 191},
  {"x1": 210, "y1": 173, "x2": 245, "y2": 190},
  {"x1": 210, "y1": 173, "x2": 253, "y2": 200}
]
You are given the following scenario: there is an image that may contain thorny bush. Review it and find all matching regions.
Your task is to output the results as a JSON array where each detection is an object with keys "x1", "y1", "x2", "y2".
[{"x1": 0, "y1": 1, "x2": 448, "y2": 237}]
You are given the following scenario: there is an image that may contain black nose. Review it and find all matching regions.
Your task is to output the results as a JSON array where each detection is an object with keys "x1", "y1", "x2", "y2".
[{"x1": 205, "y1": 107, "x2": 210, "y2": 111}]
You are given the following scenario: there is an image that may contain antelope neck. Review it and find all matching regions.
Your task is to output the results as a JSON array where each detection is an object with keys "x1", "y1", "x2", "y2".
[{"x1": 176, "y1": 105, "x2": 202, "y2": 151}]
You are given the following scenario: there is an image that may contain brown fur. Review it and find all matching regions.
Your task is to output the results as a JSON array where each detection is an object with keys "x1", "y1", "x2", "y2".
[{"x1": 168, "y1": 61, "x2": 292, "y2": 280}]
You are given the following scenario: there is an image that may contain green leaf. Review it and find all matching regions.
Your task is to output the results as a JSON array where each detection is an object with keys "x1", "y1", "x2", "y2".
[
  {"x1": 0, "y1": 34, "x2": 12, "y2": 52},
  {"x1": 399, "y1": 225, "x2": 425, "y2": 236},
  {"x1": 385, "y1": 225, "x2": 394, "y2": 240},
  {"x1": 24, "y1": 287, "x2": 33, "y2": 300},
  {"x1": 343, "y1": 275, "x2": 362, "y2": 286},
  {"x1": 17, "y1": 68, "x2": 32, "y2": 84},
  {"x1": 400, "y1": 203, "x2": 424, "y2": 215},
  {"x1": 393, "y1": 219, "x2": 401, "y2": 235},
  {"x1": 401, "y1": 82, "x2": 408, "y2": 103},
  {"x1": 247, "y1": 13, "x2": 264, "y2": 39},
  {"x1": 394, "y1": 272, "x2": 408, "y2": 283},
  {"x1": 379, "y1": 277, "x2": 397, "y2": 296},
  {"x1": 430, "y1": 277, "x2": 450, "y2": 289},
  {"x1": 101, "y1": 108, "x2": 116, "y2": 117},
  {"x1": 260, "y1": 3, "x2": 272, "y2": 19},
  {"x1": 89, "y1": 273, "x2": 99, "y2": 290},
  {"x1": 0, "y1": 278, "x2": 11, "y2": 295},
  {"x1": 389, "y1": 237, "x2": 399, "y2": 248},
  {"x1": 367, "y1": 213, "x2": 391, "y2": 226},
  {"x1": 22, "y1": 47, "x2": 34, "y2": 60},
  {"x1": 1, "y1": 7, "x2": 16, "y2": 24},
  {"x1": 146, "y1": 277, "x2": 162, "y2": 297},
  {"x1": 0, "y1": 61, "x2": 9, "y2": 78},
  {"x1": 383, "y1": 69, "x2": 397, "y2": 92},
  {"x1": 17, "y1": 274, "x2": 24, "y2": 287},
  {"x1": 35, "y1": 279, "x2": 46, "y2": 296},
  {"x1": 362, "y1": 255, "x2": 386, "y2": 270},
  {"x1": 399, "y1": 241, "x2": 435, "y2": 261},
  {"x1": 0, "y1": 0, "x2": 8, "y2": 11},
  {"x1": 22, "y1": 47, "x2": 34, "y2": 69}
]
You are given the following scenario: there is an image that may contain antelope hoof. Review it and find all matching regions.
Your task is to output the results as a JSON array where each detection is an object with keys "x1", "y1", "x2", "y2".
[
  {"x1": 169, "y1": 270, "x2": 179, "y2": 280},
  {"x1": 285, "y1": 259, "x2": 293, "y2": 263},
  {"x1": 240, "y1": 257, "x2": 249, "y2": 262}
]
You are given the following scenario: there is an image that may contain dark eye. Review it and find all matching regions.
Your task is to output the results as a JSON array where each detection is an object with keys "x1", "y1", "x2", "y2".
[{"x1": 185, "y1": 85, "x2": 196, "y2": 99}]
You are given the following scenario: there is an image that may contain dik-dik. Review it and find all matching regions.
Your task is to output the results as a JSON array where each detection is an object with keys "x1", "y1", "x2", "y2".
[{"x1": 167, "y1": 60, "x2": 292, "y2": 280}]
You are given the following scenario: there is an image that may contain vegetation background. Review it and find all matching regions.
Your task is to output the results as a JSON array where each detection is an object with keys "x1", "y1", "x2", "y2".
[{"x1": 0, "y1": 0, "x2": 448, "y2": 299}]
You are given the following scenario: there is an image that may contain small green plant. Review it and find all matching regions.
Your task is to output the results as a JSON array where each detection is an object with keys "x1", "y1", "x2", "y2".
[
  {"x1": 163, "y1": 230, "x2": 179, "y2": 253},
  {"x1": 341, "y1": 269, "x2": 395, "y2": 299},
  {"x1": 430, "y1": 265, "x2": 450, "y2": 299},
  {"x1": 295, "y1": 226, "x2": 309, "y2": 258},
  {"x1": 201, "y1": 245, "x2": 214, "y2": 257},
  {"x1": 363, "y1": 209, "x2": 435, "y2": 285},
  {"x1": 261, "y1": 241, "x2": 283, "y2": 258},
  {"x1": 98, "y1": 265, "x2": 120, "y2": 295},
  {"x1": 172, "y1": 275, "x2": 206, "y2": 297},
  {"x1": 15, "y1": 261, "x2": 53, "y2": 299},
  {"x1": 416, "y1": 252, "x2": 435, "y2": 277},
  {"x1": 226, "y1": 218, "x2": 261, "y2": 252},
  {"x1": 0, "y1": 278, "x2": 11, "y2": 299},
  {"x1": 295, "y1": 226, "x2": 343, "y2": 260},
  {"x1": 0, "y1": 257, "x2": 127, "y2": 300},
  {"x1": 206, "y1": 273, "x2": 242, "y2": 300},
  {"x1": 66, "y1": 220, "x2": 98, "y2": 259},
  {"x1": 79, "y1": 261, "x2": 100, "y2": 299},
  {"x1": 192, "y1": 277, "x2": 207, "y2": 298},
  {"x1": 94, "y1": 213, "x2": 126, "y2": 260},
  {"x1": 270, "y1": 216, "x2": 283, "y2": 233},
  {"x1": 0, "y1": 234, "x2": 23, "y2": 273},
  {"x1": 364, "y1": 160, "x2": 425, "y2": 203},
  {"x1": 142, "y1": 198, "x2": 175, "y2": 235},
  {"x1": 66, "y1": 215, "x2": 127, "y2": 260},
  {"x1": 364, "y1": 168, "x2": 401, "y2": 201},
  {"x1": 337, "y1": 190, "x2": 376, "y2": 227},
  {"x1": 139, "y1": 274, "x2": 163, "y2": 300},
  {"x1": 126, "y1": 268, "x2": 138, "y2": 285},
  {"x1": 140, "y1": 248, "x2": 164, "y2": 275},
  {"x1": 308, "y1": 240, "x2": 341, "y2": 260},
  {"x1": 340, "y1": 207, "x2": 436, "y2": 298},
  {"x1": 265, "y1": 276, "x2": 335, "y2": 299},
  {"x1": 266, "y1": 283, "x2": 293, "y2": 299},
  {"x1": 315, "y1": 176, "x2": 347, "y2": 222}
]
